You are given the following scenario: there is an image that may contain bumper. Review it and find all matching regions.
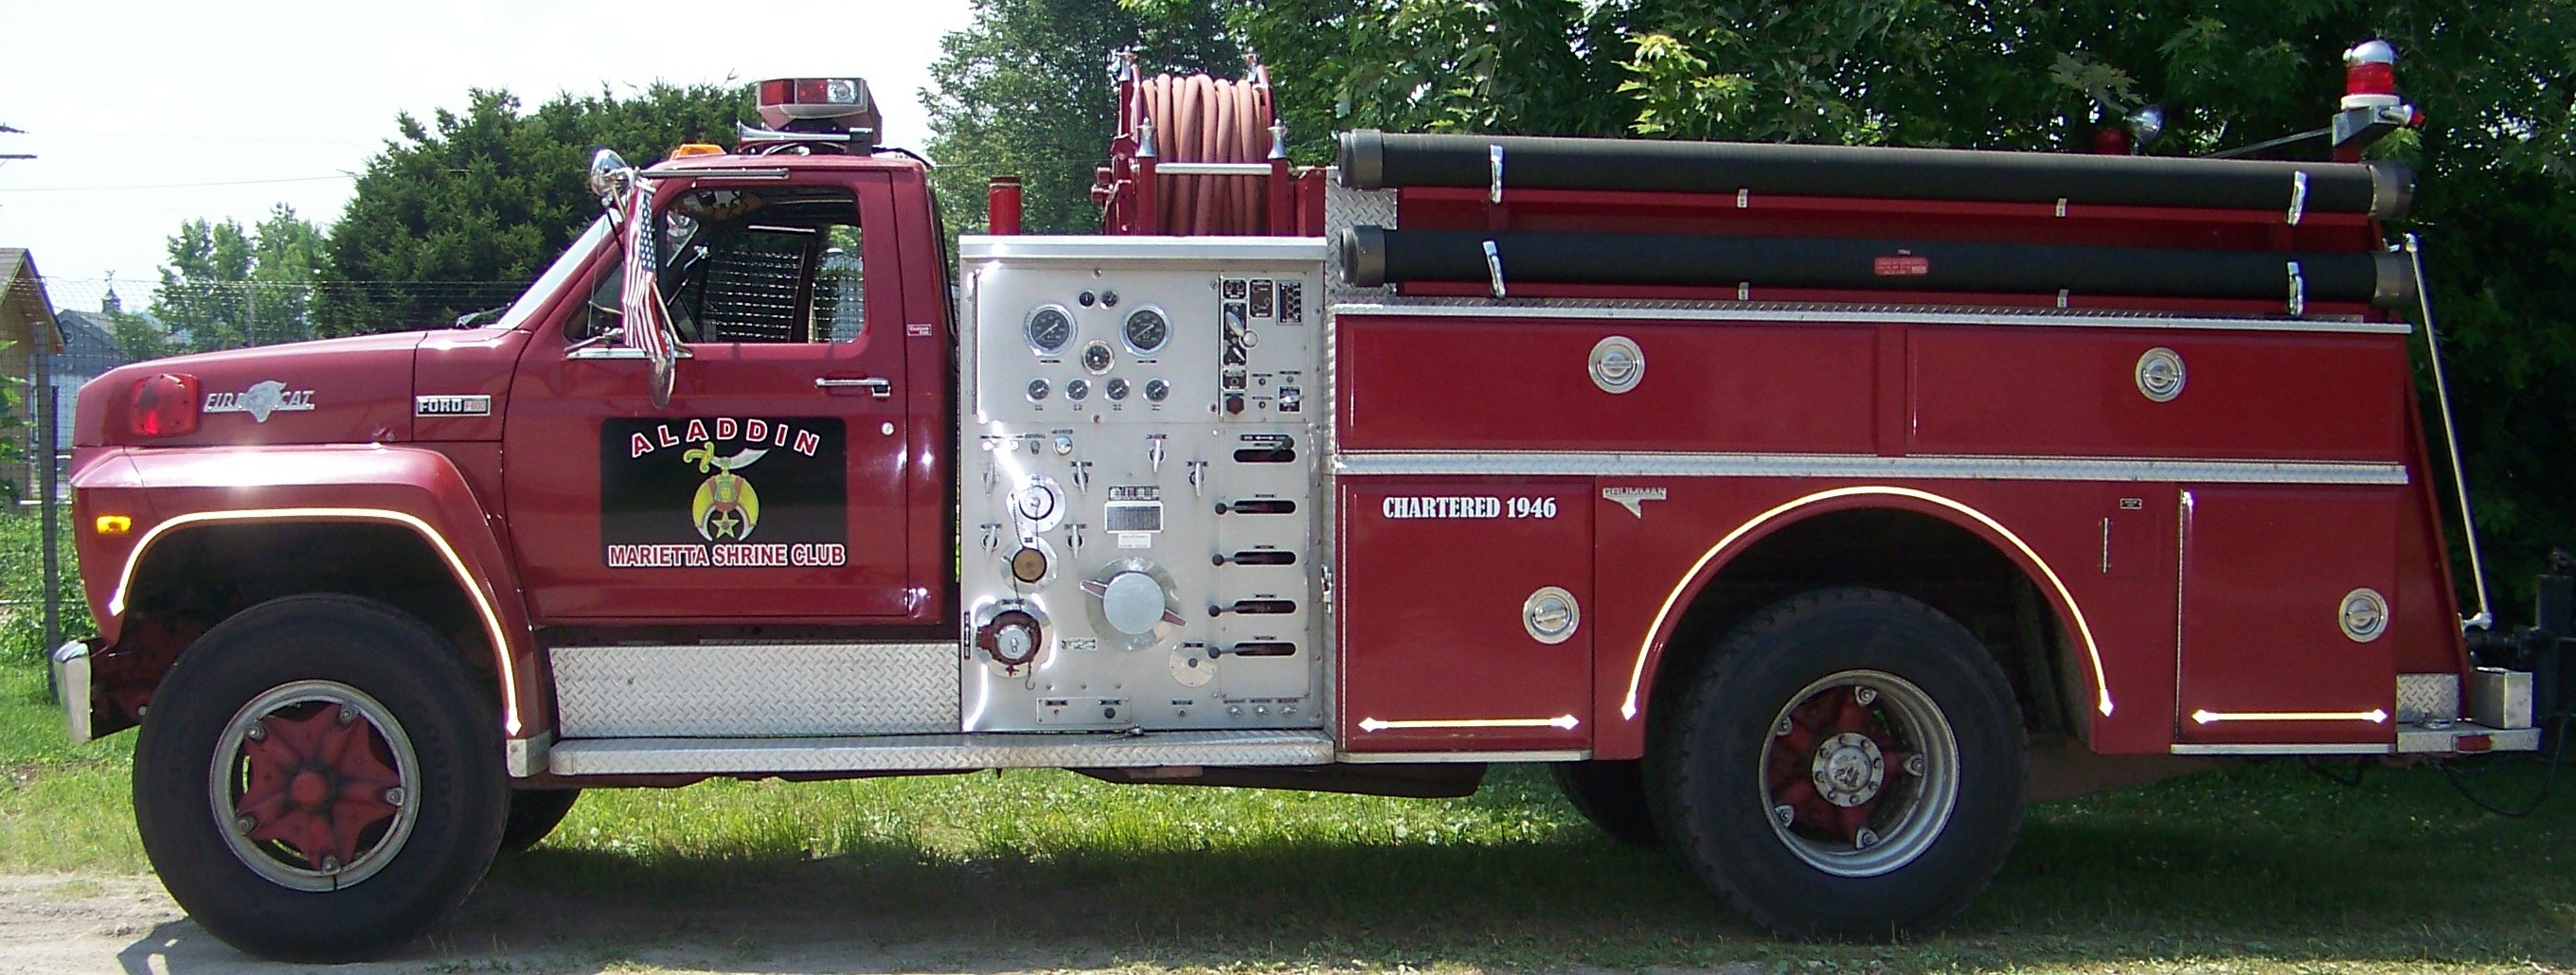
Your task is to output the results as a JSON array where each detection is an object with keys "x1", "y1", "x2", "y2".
[{"x1": 50, "y1": 639, "x2": 91, "y2": 745}]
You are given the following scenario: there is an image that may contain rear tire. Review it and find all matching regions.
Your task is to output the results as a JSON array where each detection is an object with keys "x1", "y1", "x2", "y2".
[
  {"x1": 1648, "y1": 588, "x2": 2024, "y2": 939},
  {"x1": 1550, "y1": 761, "x2": 1660, "y2": 846},
  {"x1": 499, "y1": 789, "x2": 581, "y2": 852},
  {"x1": 134, "y1": 594, "x2": 507, "y2": 963}
]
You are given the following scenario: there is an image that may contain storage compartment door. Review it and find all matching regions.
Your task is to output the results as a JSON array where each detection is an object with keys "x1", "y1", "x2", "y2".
[
  {"x1": 1339, "y1": 476, "x2": 1593, "y2": 753},
  {"x1": 2177, "y1": 487, "x2": 2400, "y2": 747}
]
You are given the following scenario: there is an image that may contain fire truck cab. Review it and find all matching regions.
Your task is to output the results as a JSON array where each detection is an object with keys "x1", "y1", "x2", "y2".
[{"x1": 52, "y1": 50, "x2": 2542, "y2": 963}]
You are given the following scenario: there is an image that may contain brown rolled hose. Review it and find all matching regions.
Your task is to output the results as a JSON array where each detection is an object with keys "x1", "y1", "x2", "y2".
[{"x1": 1129, "y1": 68, "x2": 1274, "y2": 234}]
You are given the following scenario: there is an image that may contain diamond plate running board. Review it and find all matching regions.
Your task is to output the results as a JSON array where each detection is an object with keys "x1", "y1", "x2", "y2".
[{"x1": 546, "y1": 730, "x2": 1335, "y2": 776}]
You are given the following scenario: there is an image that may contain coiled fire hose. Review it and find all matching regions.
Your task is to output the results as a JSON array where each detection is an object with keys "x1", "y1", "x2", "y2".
[{"x1": 1127, "y1": 69, "x2": 1274, "y2": 235}]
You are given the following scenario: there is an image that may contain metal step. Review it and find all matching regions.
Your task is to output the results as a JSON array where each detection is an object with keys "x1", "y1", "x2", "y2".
[
  {"x1": 546, "y1": 729, "x2": 1336, "y2": 776},
  {"x1": 2396, "y1": 720, "x2": 2541, "y2": 754}
]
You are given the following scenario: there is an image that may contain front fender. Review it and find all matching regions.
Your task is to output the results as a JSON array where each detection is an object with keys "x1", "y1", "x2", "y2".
[{"x1": 77, "y1": 445, "x2": 542, "y2": 737}]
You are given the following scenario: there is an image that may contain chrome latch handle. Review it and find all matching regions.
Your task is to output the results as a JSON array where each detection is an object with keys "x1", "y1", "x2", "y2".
[{"x1": 815, "y1": 377, "x2": 893, "y2": 399}]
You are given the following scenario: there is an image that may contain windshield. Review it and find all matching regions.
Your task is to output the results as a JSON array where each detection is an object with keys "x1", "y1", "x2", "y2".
[{"x1": 492, "y1": 218, "x2": 611, "y2": 330}]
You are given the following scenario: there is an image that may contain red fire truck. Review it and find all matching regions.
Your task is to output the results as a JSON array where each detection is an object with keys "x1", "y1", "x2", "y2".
[{"x1": 51, "y1": 43, "x2": 2542, "y2": 961}]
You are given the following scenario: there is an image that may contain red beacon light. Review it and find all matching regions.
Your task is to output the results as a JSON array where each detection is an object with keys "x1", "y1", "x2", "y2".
[
  {"x1": 2330, "y1": 39, "x2": 2419, "y2": 161},
  {"x1": 750, "y1": 78, "x2": 882, "y2": 150},
  {"x1": 2341, "y1": 39, "x2": 2402, "y2": 111}
]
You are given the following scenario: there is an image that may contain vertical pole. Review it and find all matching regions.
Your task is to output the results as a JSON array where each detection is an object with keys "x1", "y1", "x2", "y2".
[
  {"x1": 1266, "y1": 123, "x2": 1291, "y2": 236},
  {"x1": 244, "y1": 280, "x2": 255, "y2": 346},
  {"x1": 38, "y1": 339, "x2": 56, "y2": 655}
]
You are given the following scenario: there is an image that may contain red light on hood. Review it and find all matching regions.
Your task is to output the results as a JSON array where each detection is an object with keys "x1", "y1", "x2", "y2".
[{"x1": 129, "y1": 373, "x2": 200, "y2": 437}]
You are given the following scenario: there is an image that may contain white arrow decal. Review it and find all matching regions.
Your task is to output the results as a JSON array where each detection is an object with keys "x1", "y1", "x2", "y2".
[
  {"x1": 1357, "y1": 715, "x2": 1580, "y2": 733},
  {"x1": 2191, "y1": 708, "x2": 2388, "y2": 724}
]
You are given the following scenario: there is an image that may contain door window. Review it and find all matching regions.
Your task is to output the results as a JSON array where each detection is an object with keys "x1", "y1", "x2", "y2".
[{"x1": 568, "y1": 187, "x2": 868, "y2": 347}]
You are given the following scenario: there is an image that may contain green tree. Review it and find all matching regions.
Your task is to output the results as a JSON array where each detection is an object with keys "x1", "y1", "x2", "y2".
[
  {"x1": 314, "y1": 84, "x2": 749, "y2": 334},
  {"x1": 97, "y1": 286, "x2": 173, "y2": 363},
  {"x1": 148, "y1": 205, "x2": 331, "y2": 351},
  {"x1": 150, "y1": 217, "x2": 253, "y2": 351},
  {"x1": 921, "y1": 0, "x2": 1241, "y2": 234}
]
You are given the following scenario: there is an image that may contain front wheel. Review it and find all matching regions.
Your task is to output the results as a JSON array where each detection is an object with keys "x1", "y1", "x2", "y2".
[
  {"x1": 1649, "y1": 588, "x2": 2025, "y2": 939},
  {"x1": 134, "y1": 594, "x2": 508, "y2": 962}
]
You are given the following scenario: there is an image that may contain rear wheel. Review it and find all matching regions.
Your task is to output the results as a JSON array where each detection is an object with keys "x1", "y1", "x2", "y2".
[
  {"x1": 134, "y1": 594, "x2": 507, "y2": 962},
  {"x1": 1649, "y1": 588, "x2": 2024, "y2": 939},
  {"x1": 1550, "y1": 761, "x2": 1659, "y2": 846},
  {"x1": 499, "y1": 789, "x2": 582, "y2": 852}
]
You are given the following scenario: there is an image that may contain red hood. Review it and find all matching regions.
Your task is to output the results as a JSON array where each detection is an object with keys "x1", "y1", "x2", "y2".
[{"x1": 77, "y1": 332, "x2": 429, "y2": 449}]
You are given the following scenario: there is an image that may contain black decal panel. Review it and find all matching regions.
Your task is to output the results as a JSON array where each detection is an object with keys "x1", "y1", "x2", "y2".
[{"x1": 599, "y1": 417, "x2": 849, "y2": 569}]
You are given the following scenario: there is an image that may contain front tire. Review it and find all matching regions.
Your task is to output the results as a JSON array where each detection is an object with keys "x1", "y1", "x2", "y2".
[
  {"x1": 134, "y1": 594, "x2": 508, "y2": 962},
  {"x1": 1649, "y1": 588, "x2": 2025, "y2": 939}
]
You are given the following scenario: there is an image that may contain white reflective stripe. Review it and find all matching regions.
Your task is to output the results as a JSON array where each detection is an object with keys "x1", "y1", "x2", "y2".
[
  {"x1": 1336, "y1": 452, "x2": 2407, "y2": 486},
  {"x1": 1622, "y1": 486, "x2": 2114, "y2": 722},
  {"x1": 1331, "y1": 301, "x2": 2411, "y2": 334},
  {"x1": 108, "y1": 507, "x2": 524, "y2": 736}
]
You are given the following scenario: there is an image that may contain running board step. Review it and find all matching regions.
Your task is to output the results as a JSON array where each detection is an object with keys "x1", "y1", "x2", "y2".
[
  {"x1": 546, "y1": 730, "x2": 1335, "y2": 776},
  {"x1": 2396, "y1": 720, "x2": 2541, "y2": 754}
]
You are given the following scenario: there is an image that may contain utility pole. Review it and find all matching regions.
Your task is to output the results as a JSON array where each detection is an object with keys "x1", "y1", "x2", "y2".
[{"x1": 6, "y1": 124, "x2": 59, "y2": 655}]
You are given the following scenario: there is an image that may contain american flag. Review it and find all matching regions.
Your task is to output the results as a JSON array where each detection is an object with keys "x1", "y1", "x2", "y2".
[{"x1": 618, "y1": 185, "x2": 676, "y2": 364}]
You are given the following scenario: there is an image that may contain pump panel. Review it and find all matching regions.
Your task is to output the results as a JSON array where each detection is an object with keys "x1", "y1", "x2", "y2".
[{"x1": 957, "y1": 238, "x2": 1329, "y2": 734}]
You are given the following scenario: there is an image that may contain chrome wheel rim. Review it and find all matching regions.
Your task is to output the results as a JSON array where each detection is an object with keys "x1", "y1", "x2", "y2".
[
  {"x1": 207, "y1": 680, "x2": 420, "y2": 892},
  {"x1": 1757, "y1": 668, "x2": 1959, "y2": 878}
]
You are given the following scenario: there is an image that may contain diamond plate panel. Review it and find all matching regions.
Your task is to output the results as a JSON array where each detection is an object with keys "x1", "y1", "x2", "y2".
[
  {"x1": 546, "y1": 729, "x2": 1335, "y2": 775},
  {"x1": 552, "y1": 643, "x2": 958, "y2": 737},
  {"x1": 2395, "y1": 672, "x2": 2460, "y2": 724},
  {"x1": 1324, "y1": 173, "x2": 1396, "y2": 308}
]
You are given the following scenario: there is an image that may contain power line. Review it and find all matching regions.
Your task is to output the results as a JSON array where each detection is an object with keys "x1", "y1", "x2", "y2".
[{"x1": 0, "y1": 174, "x2": 355, "y2": 193}]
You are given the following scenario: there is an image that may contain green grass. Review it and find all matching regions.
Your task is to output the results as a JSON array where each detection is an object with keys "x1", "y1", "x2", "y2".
[{"x1": 5, "y1": 661, "x2": 2573, "y2": 971}]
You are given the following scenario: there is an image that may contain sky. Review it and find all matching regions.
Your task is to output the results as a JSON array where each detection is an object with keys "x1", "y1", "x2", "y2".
[{"x1": 0, "y1": 0, "x2": 978, "y2": 308}]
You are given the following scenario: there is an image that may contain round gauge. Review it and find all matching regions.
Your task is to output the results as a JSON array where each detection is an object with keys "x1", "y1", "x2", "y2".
[
  {"x1": 1024, "y1": 305, "x2": 1075, "y2": 356},
  {"x1": 1122, "y1": 307, "x2": 1171, "y2": 356},
  {"x1": 1081, "y1": 341, "x2": 1115, "y2": 375},
  {"x1": 1026, "y1": 378, "x2": 1050, "y2": 401},
  {"x1": 1143, "y1": 378, "x2": 1170, "y2": 402},
  {"x1": 1105, "y1": 378, "x2": 1131, "y2": 401},
  {"x1": 1064, "y1": 378, "x2": 1091, "y2": 401}
]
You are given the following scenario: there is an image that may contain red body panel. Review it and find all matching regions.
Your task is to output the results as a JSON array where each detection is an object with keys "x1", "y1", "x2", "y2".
[
  {"x1": 1907, "y1": 328, "x2": 2409, "y2": 460},
  {"x1": 1334, "y1": 308, "x2": 2454, "y2": 758},
  {"x1": 1337, "y1": 317, "x2": 1877, "y2": 453},
  {"x1": 2176, "y1": 487, "x2": 2399, "y2": 744},
  {"x1": 1337, "y1": 476, "x2": 1594, "y2": 752}
]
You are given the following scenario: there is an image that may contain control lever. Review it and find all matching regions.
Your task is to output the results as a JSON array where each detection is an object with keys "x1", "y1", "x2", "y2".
[
  {"x1": 1148, "y1": 434, "x2": 1166, "y2": 473},
  {"x1": 1209, "y1": 642, "x2": 1297, "y2": 658},
  {"x1": 1188, "y1": 460, "x2": 1208, "y2": 498},
  {"x1": 979, "y1": 523, "x2": 1000, "y2": 554},
  {"x1": 1207, "y1": 599, "x2": 1298, "y2": 617},
  {"x1": 1071, "y1": 460, "x2": 1092, "y2": 494},
  {"x1": 1212, "y1": 550, "x2": 1297, "y2": 567},
  {"x1": 1065, "y1": 523, "x2": 1085, "y2": 556}
]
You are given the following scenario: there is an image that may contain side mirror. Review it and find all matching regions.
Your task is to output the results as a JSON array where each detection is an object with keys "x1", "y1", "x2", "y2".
[{"x1": 588, "y1": 148, "x2": 633, "y2": 208}]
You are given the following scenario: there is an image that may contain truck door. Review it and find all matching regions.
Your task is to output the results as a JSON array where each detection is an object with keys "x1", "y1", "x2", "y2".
[{"x1": 503, "y1": 172, "x2": 919, "y2": 622}]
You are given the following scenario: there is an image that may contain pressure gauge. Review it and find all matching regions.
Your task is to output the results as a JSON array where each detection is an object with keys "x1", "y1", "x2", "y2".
[
  {"x1": 1024, "y1": 305, "x2": 1074, "y2": 357},
  {"x1": 1122, "y1": 307, "x2": 1171, "y2": 356},
  {"x1": 1081, "y1": 340, "x2": 1115, "y2": 375}
]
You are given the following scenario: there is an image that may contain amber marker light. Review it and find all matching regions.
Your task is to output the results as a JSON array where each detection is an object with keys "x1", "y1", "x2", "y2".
[
  {"x1": 94, "y1": 515, "x2": 133, "y2": 535},
  {"x1": 670, "y1": 142, "x2": 724, "y2": 158}
]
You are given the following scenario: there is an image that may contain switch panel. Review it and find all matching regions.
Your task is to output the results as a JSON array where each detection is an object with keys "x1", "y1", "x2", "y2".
[{"x1": 957, "y1": 238, "x2": 1329, "y2": 733}]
